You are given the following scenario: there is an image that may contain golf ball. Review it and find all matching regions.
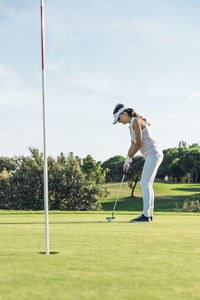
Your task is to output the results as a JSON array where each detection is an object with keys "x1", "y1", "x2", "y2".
[{"x1": 107, "y1": 218, "x2": 111, "y2": 222}]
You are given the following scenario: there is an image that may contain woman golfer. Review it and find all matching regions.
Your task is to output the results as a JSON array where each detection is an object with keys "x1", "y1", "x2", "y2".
[{"x1": 113, "y1": 103, "x2": 163, "y2": 222}]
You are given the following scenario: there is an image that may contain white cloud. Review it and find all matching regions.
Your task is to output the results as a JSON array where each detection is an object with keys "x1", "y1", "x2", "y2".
[
  {"x1": 184, "y1": 91, "x2": 200, "y2": 104},
  {"x1": 0, "y1": 65, "x2": 19, "y2": 91},
  {"x1": 0, "y1": 64, "x2": 40, "y2": 108},
  {"x1": 64, "y1": 71, "x2": 119, "y2": 93}
]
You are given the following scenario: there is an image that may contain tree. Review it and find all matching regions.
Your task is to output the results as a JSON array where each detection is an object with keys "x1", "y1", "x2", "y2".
[
  {"x1": 168, "y1": 158, "x2": 185, "y2": 182},
  {"x1": 190, "y1": 149, "x2": 200, "y2": 183},
  {"x1": 81, "y1": 155, "x2": 108, "y2": 185},
  {"x1": 102, "y1": 155, "x2": 125, "y2": 182},
  {"x1": 127, "y1": 156, "x2": 144, "y2": 198},
  {"x1": 0, "y1": 157, "x2": 16, "y2": 173},
  {"x1": 179, "y1": 148, "x2": 200, "y2": 183},
  {"x1": 58, "y1": 153, "x2": 105, "y2": 210},
  {"x1": 0, "y1": 169, "x2": 13, "y2": 209},
  {"x1": 0, "y1": 149, "x2": 108, "y2": 211},
  {"x1": 10, "y1": 148, "x2": 44, "y2": 210},
  {"x1": 156, "y1": 148, "x2": 177, "y2": 181},
  {"x1": 188, "y1": 143, "x2": 199, "y2": 149},
  {"x1": 178, "y1": 141, "x2": 187, "y2": 148}
]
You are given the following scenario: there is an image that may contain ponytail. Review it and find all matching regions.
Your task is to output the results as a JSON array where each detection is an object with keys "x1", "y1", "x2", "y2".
[
  {"x1": 125, "y1": 108, "x2": 151, "y2": 126},
  {"x1": 113, "y1": 103, "x2": 151, "y2": 126}
]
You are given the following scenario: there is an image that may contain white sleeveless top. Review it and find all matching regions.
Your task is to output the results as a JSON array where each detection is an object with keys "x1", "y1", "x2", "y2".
[{"x1": 129, "y1": 117, "x2": 163, "y2": 159}]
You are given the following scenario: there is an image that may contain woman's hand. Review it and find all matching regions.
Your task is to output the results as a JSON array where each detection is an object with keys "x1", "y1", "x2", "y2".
[
  {"x1": 123, "y1": 155, "x2": 132, "y2": 173},
  {"x1": 123, "y1": 163, "x2": 130, "y2": 173}
]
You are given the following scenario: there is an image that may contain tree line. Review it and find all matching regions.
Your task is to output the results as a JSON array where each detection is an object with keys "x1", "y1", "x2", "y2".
[
  {"x1": 0, "y1": 142, "x2": 199, "y2": 210},
  {"x1": 0, "y1": 148, "x2": 108, "y2": 210},
  {"x1": 102, "y1": 142, "x2": 200, "y2": 197}
]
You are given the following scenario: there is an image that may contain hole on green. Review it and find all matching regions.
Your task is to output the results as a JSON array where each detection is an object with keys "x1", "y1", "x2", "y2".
[{"x1": 39, "y1": 251, "x2": 59, "y2": 255}]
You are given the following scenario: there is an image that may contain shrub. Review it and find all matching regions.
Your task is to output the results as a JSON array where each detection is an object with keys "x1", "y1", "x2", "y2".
[
  {"x1": 176, "y1": 197, "x2": 200, "y2": 212},
  {"x1": 0, "y1": 149, "x2": 107, "y2": 211}
]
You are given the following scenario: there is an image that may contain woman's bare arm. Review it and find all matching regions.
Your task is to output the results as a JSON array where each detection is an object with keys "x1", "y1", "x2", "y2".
[
  {"x1": 123, "y1": 119, "x2": 143, "y2": 172},
  {"x1": 127, "y1": 140, "x2": 135, "y2": 156},
  {"x1": 128, "y1": 119, "x2": 142, "y2": 157}
]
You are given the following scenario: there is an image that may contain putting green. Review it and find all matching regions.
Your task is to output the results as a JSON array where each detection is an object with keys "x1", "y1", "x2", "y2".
[{"x1": 0, "y1": 211, "x2": 200, "y2": 300}]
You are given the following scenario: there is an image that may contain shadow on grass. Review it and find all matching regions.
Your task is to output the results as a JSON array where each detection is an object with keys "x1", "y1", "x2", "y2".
[
  {"x1": 0, "y1": 221, "x2": 131, "y2": 225},
  {"x1": 0, "y1": 212, "x2": 46, "y2": 216},
  {"x1": 102, "y1": 197, "x2": 142, "y2": 212},
  {"x1": 0, "y1": 221, "x2": 109, "y2": 225},
  {"x1": 0, "y1": 222, "x2": 44, "y2": 225},
  {"x1": 0, "y1": 211, "x2": 104, "y2": 215},
  {"x1": 39, "y1": 252, "x2": 59, "y2": 255},
  {"x1": 101, "y1": 194, "x2": 200, "y2": 212},
  {"x1": 171, "y1": 187, "x2": 200, "y2": 192}
]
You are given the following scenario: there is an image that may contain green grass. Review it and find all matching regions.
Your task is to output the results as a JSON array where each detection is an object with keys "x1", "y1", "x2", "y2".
[
  {"x1": 101, "y1": 181, "x2": 200, "y2": 212},
  {"x1": 0, "y1": 182, "x2": 200, "y2": 299}
]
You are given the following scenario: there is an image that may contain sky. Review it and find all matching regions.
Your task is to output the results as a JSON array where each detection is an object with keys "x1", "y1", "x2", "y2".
[{"x1": 0, "y1": 0, "x2": 200, "y2": 162}]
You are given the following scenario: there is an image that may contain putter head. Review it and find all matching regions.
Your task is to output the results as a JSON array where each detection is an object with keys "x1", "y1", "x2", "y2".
[{"x1": 106, "y1": 217, "x2": 115, "y2": 221}]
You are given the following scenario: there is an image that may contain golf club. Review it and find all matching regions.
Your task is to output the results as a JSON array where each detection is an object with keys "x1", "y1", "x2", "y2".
[{"x1": 106, "y1": 173, "x2": 126, "y2": 222}]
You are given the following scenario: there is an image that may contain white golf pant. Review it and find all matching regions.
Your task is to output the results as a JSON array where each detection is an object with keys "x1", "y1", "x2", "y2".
[{"x1": 140, "y1": 155, "x2": 163, "y2": 217}]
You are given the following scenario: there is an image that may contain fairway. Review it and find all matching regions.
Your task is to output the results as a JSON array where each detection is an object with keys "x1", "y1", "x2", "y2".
[
  {"x1": 101, "y1": 181, "x2": 200, "y2": 212},
  {"x1": 0, "y1": 211, "x2": 200, "y2": 300}
]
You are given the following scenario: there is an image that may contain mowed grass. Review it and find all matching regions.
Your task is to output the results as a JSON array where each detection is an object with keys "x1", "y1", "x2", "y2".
[
  {"x1": 101, "y1": 181, "x2": 200, "y2": 212},
  {"x1": 0, "y1": 182, "x2": 200, "y2": 300}
]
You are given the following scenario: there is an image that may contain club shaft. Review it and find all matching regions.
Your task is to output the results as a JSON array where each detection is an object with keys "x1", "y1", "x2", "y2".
[{"x1": 112, "y1": 174, "x2": 125, "y2": 218}]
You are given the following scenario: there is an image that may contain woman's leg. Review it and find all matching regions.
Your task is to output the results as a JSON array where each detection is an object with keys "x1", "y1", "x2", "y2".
[
  {"x1": 140, "y1": 155, "x2": 163, "y2": 217},
  {"x1": 149, "y1": 156, "x2": 163, "y2": 216}
]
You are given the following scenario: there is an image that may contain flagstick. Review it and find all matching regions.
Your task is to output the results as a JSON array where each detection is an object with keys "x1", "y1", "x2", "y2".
[{"x1": 40, "y1": 0, "x2": 49, "y2": 255}]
